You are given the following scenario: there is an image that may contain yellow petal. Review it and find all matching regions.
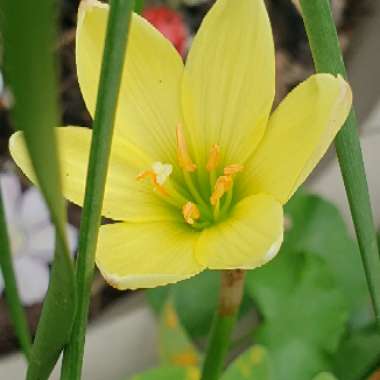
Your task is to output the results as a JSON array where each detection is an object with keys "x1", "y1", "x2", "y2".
[
  {"x1": 196, "y1": 194, "x2": 283, "y2": 269},
  {"x1": 96, "y1": 222, "x2": 204, "y2": 290},
  {"x1": 239, "y1": 74, "x2": 352, "y2": 204},
  {"x1": 182, "y1": 0, "x2": 275, "y2": 167},
  {"x1": 76, "y1": 1, "x2": 183, "y2": 164},
  {"x1": 9, "y1": 127, "x2": 179, "y2": 222}
]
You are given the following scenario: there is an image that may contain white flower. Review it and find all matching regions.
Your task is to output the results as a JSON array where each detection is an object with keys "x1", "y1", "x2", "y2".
[{"x1": 0, "y1": 172, "x2": 78, "y2": 306}]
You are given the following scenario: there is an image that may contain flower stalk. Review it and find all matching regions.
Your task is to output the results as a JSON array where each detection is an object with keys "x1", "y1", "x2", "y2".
[
  {"x1": 200, "y1": 270, "x2": 246, "y2": 380},
  {"x1": 0, "y1": 192, "x2": 32, "y2": 360},
  {"x1": 299, "y1": 0, "x2": 380, "y2": 328},
  {"x1": 60, "y1": 0, "x2": 134, "y2": 378}
]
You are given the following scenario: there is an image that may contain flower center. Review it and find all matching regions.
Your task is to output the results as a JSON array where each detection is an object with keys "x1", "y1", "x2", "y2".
[{"x1": 137, "y1": 124, "x2": 244, "y2": 229}]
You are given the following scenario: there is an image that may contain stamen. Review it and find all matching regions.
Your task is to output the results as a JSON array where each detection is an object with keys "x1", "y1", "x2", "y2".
[
  {"x1": 136, "y1": 161, "x2": 173, "y2": 196},
  {"x1": 224, "y1": 164, "x2": 244, "y2": 176},
  {"x1": 210, "y1": 175, "x2": 233, "y2": 206},
  {"x1": 176, "y1": 124, "x2": 197, "y2": 172},
  {"x1": 182, "y1": 202, "x2": 201, "y2": 225},
  {"x1": 206, "y1": 144, "x2": 221, "y2": 172}
]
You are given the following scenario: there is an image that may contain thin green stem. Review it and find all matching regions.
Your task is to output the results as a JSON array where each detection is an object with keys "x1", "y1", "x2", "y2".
[
  {"x1": 0, "y1": 192, "x2": 32, "y2": 360},
  {"x1": 299, "y1": 0, "x2": 380, "y2": 327},
  {"x1": 60, "y1": 1, "x2": 134, "y2": 379},
  {"x1": 201, "y1": 270, "x2": 246, "y2": 380}
]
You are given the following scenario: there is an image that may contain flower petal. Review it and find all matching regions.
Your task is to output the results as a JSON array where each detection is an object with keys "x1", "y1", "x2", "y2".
[
  {"x1": 14, "y1": 256, "x2": 50, "y2": 306},
  {"x1": 196, "y1": 194, "x2": 283, "y2": 269},
  {"x1": 9, "y1": 127, "x2": 180, "y2": 222},
  {"x1": 0, "y1": 173, "x2": 22, "y2": 223},
  {"x1": 182, "y1": 0, "x2": 275, "y2": 166},
  {"x1": 239, "y1": 74, "x2": 352, "y2": 204},
  {"x1": 96, "y1": 222, "x2": 204, "y2": 290},
  {"x1": 77, "y1": 1, "x2": 183, "y2": 164},
  {"x1": 20, "y1": 187, "x2": 50, "y2": 229},
  {"x1": 27, "y1": 223, "x2": 55, "y2": 262}
]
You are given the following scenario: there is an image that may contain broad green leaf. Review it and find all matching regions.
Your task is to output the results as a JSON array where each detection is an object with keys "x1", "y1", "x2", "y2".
[
  {"x1": 146, "y1": 286, "x2": 172, "y2": 314},
  {"x1": 130, "y1": 366, "x2": 199, "y2": 380},
  {"x1": 247, "y1": 252, "x2": 347, "y2": 379},
  {"x1": 313, "y1": 373, "x2": 337, "y2": 380},
  {"x1": 174, "y1": 271, "x2": 220, "y2": 338},
  {"x1": 0, "y1": 0, "x2": 75, "y2": 378},
  {"x1": 333, "y1": 328, "x2": 380, "y2": 380},
  {"x1": 221, "y1": 345, "x2": 273, "y2": 380},
  {"x1": 285, "y1": 192, "x2": 369, "y2": 322},
  {"x1": 159, "y1": 300, "x2": 200, "y2": 368}
]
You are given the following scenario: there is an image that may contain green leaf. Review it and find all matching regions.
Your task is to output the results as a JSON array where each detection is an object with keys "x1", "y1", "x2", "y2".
[
  {"x1": 146, "y1": 286, "x2": 172, "y2": 315},
  {"x1": 0, "y1": 0, "x2": 76, "y2": 378},
  {"x1": 246, "y1": 252, "x2": 347, "y2": 379},
  {"x1": 130, "y1": 366, "x2": 199, "y2": 380},
  {"x1": 312, "y1": 373, "x2": 337, "y2": 380},
  {"x1": 333, "y1": 328, "x2": 380, "y2": 380},
  {"x1": 174, "y1": 271, "x2": 220, "y2": 338},
  {"x1": 221, "y1": 345, "x2": 273, "y2": 380},
  {"x1": 285, "y1": 192, "x2": 369, "y2": 323},
  {"x1": 159, "y1": 300, "x2": 200, "y2": 368}
]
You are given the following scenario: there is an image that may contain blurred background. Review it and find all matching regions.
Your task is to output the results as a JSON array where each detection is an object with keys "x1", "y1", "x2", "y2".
[{"x1": 0, "y1": 0, "x2": 379, "y2": 378}]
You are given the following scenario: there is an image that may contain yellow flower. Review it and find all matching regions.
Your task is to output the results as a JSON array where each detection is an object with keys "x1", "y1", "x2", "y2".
[{"x1": 9, "y1": 0, "x2": 352, "y2": 290}]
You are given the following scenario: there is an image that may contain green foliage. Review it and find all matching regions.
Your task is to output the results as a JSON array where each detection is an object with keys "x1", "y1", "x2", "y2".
[
  {"x1": 221, "y1": 346, "x2": 273, "y2": 380},
  {"x1": 333, "y1": 328, "x2": 380, "y2": 380},
  {"x1": 129, "y1": 366, "x2": 198, "y2": 380},
  {"x1": 285, "y1": 193, "x2": 369, "y2": 322},
  {"x1": 0, "y1": 0, "x2": 76, "y2": 378},
  {"x1": 174, "y1": 271, "x2": 220, "y2": 338},
  {"x1": 246, "y1": 251, "x2": 347, "y2": 379},
  {"x1": 147, "y1": 270, "x2": 254, "y2": 339},
  {"x1": 313, "y1": 373, "x2": 337, "y2": 380},
  {"x1": 159, "y1": 300, "x2": 200, "y2": 368}
]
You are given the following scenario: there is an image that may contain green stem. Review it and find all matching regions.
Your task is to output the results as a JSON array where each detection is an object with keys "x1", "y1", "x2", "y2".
[
  {"x1": 134, "y1": 0, "x2": 144, "y2": 13},
  {"x1": 0, "y1": 192, "x2": 32, "y2": 360},
  {"x1": 201, "y1": 270, "x2": 246, "y2": 380},
  {"x1": 299, "y1": 0, "x2": 380, "y2": 327},
  {"x1": 60, "y1": 1, "x2": 134, "y2": 378}
]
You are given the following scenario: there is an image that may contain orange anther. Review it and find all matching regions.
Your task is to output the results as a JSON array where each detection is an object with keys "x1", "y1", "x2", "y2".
[
  {"x1": 176, "y1": 124, "x2": 197, "y2": 172},
  {"x1": 224, "y1": 164, "x2": 244, "y2": 176},
  {"x1": 206, "y1": 144, "x2": 221, "y2": 172},
  {"x1": 182, "y1": 202, "x2": 201, "y2": 225},
  {"x1": 210, "y1": 175, "x2": 233, "y2": 206}
]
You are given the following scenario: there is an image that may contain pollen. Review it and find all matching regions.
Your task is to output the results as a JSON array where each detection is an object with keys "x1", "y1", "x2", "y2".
[
  {"x1": 176, "y1": 124, "x2": 197, "y2": 172},
  {"x1": 206, "y1": 144, "x2": 221, "y2": 172},
  {"x1": 182, "y1": 201, "x2": 201, "y2": 225},
  {"x1": 210, "y1": 175, "x2": 233, "y2": 206},
  {"x1": 224, "y1": 163, "x2": 244, "y2": 176},
  {"x1": 152, "y1": 161, "x2": 173, "y2": 185},
  {"x1": 137, "y1": 161, "x2": 172, "y2": 196}
]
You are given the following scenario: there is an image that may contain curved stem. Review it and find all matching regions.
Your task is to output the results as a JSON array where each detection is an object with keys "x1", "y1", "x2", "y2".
[
  {"x1": 0, "y1": 193, "x2": 32, "y2": 360},
  {"x1": 60, "y1": 1, "x2": 134, "y2": 379},
  {"x1": 299, "y1": 0, "x2": 380, "y2": 330},
  {"x1": 201, "y1": 270, "x2": 246, "y2": 380}
]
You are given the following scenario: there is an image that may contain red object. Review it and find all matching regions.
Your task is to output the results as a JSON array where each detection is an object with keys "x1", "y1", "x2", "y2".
[{"x1": 143, "y1": 6, "x2": 189, "y2": 57}]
